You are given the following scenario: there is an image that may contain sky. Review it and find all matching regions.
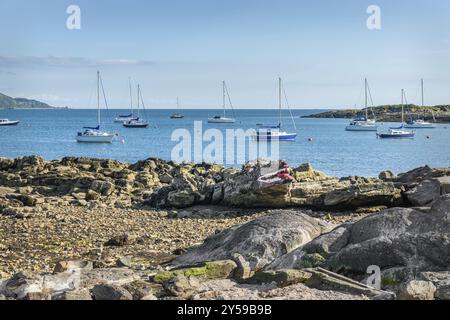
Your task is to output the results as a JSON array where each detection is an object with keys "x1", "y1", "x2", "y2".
[{"x1": 1, "y1": 0, "x2": 450, "y2": 109}]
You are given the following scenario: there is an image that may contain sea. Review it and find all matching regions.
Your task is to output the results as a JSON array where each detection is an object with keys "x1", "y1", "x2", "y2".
[{"x1": 0, "y1": 108, "x2": 449, "y2": 177}]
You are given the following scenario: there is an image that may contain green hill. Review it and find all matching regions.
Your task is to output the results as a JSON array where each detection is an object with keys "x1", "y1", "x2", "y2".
[{"x1": 0, "y1": 93, "x2": 54, "y2": 109}]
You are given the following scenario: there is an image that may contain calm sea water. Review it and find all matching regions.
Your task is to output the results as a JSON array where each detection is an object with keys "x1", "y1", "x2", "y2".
[{"x1": 0, "y1": 108, "x2": 449, "y2": 177}]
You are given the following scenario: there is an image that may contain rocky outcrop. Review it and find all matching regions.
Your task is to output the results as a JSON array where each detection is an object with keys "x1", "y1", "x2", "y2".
[
  {"x1": 170, "y1": 211, "x2": 333, "y2": 271},
  {"x1": 267, "y1": 196, "x2": 450, "y2": 280},
  {"x1": 1, "y1": 156, "x2": 448, "y2": 212}
]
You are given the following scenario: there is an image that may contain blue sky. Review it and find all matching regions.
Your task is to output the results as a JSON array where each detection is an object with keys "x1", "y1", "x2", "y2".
[{"x1": 1, "y1": 0, "x2": 450, "y2": 109}]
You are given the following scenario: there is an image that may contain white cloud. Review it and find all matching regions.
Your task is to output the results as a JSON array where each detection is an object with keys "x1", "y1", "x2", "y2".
[{"x1": 0, "y1": 55, "x2": 152, "y2": 68}]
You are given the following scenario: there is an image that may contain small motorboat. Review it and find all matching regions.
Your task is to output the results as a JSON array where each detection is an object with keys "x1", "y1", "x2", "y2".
[
  {"x1": 123, "y1": 118, "x2": 149, "y2": 128},
  {"x1": 377, "y1": 128, "x2": 415, "y2": 139},
  {"x1": 0, "y1": 119, "x2": 19, "y2": 126}
]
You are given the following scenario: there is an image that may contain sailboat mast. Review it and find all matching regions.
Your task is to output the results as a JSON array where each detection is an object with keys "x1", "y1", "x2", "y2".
[
  {"x1": 401, "y1": 89, "x2": 404, "y2": 124},
  {"x1": 137, "y1": 85, "x2": 140, "y2": 118},
  {"x1": 365, "y1": 78, "x2": 368, "y2": 120},
  {"x1": 97, "y1": 71, "x2": 100, "y2": 126},
  {"x1": 177, "y1": 97, "x2": 180, "y2": 113},
  {"x1": 222, "y1": 81, "x2": 226, "y2": 118},
  {"x1": 129, "y1": 78, "x2": 134, "y2": 117},
  {"x1": 421, "y1": 78, "x2": 424, "y2": 108},
  {"x1": 279, "y1": 77, "x2": 282, "y2": 128}
]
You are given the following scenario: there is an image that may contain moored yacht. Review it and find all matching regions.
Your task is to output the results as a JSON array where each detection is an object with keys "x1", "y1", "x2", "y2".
[
  {"x1": 76, "y1": 71, "x2": 116, "y2": 143},
  {"x1": 346, "y1": 78, "x2": 378, "y2": 131},
  {"x1": 123, "y1": 84, "x2": 149, "y2": 128},
  {"x1": 377, "y1": 89, "x2": 415, "y2": 139},
  {"x1": 252, "y1": 77, "x2": 297, "y2": 141},
  {"x1": 404, "y1": 79, "x2": 436, "y2": 129},
  {"x1": 208, "y1": 81, "x2": 236, "y2": 123}
]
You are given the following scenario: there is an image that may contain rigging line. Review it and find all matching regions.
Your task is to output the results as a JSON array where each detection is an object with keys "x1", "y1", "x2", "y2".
[
  {"x1": 99, "y1": 73, "x2": 110, "y2": 112},
  {"x1": 283, "y1": 87, "x2": 297, "y2": 131},
  {"x1": 366, "y1": 81, "x2": 377, "y2": 120},
  {"x1": 139, "y1": 87, "x2": 148, "y2": 118},
  {"x1": 224, "y1": 82, "x2": 236, "y2": 119}
]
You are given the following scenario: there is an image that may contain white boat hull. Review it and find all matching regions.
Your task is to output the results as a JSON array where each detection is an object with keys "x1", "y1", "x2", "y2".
[
  {"x1": 76, "y1": 134, "x2": 115, "y2": 143},
  {"x1": 403, "y1": 124, "x2": 436, "y2": 129},
  {"x1": 0, "y1": 120, "x2": 19, "y2": 126},
  {"x1": 345, "y1": 125, "x2": 378, "y2": 131},
  {"x1": 208, "y1": 117, "x2": 236, "y2": 123},
  {"x1": 114, "y1": 117, "x2": 134, "y2": 123}
]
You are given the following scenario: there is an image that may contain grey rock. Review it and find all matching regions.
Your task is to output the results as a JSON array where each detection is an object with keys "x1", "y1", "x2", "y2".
[
  {"x1": 398, "y1": 280, "x2": 436, "y2": 300},
  {"x1": 92, "y1": 284, "x2": 133, "y2": 300},
  {"x1": 163, "y1": 275, "x2": 200, "y2": 298},
  {"x1": 104, "y1": 234, "x2": 129, "y2": 247},
  {"x1": 404, "y1": 179, "x2": 441, "y2": 206},
  {"x1": 170, "y1": 211, "x2": 333, "y2": 271}
]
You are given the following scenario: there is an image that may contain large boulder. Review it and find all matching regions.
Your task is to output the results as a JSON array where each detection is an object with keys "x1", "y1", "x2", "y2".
[
  {"x1": 170, "y1": 211, "x2": 333, "y2": 271},
  {"x1": 268, "y1": 196, "x2": 450, "y2": 276}
]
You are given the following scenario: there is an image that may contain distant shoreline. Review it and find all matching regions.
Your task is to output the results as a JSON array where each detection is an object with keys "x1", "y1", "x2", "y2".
[{"x1": 303, "y1": 105, "x2": 450, "y2": 123}]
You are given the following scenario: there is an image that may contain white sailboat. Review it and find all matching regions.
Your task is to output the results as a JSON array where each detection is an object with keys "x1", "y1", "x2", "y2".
[
  {"x1": 252, "y1": 77, "x2": 297, "y2": 141},
  {"x1": 76, "y1": 71, "x2": 116, "y2": 143},
  {"x1": 404, "y1": 79, "x2": 436, "y2": 129},
  {"x1": 123, "y1": 84, "x2": 149, "y2": 128},
  {"x1": 208, "y1": 81, "x2": 236, "y2": 123},
  {"x1": 377, "y1": 89, "x2": 415, "y2": 139},
  {"x1": 170, "y1": 97, "x2": 184, "y2": 119},
  {"x1": 346, "y1": 78, "x2": 378, "y2": 131}
]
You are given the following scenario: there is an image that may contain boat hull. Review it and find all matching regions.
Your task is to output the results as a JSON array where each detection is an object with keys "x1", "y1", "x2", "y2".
[
  {"x1": 114, "y1": 117, "x2": 134, "y2": 123},
  {"x1": 123, "y1": 123, "x2": 149, "y2": 128},
  {"x1": 253, "y1": 133, "x2": 297, "y2": 141},
  {"x1": 208, "y1": 117, "x2": 236, "y2": 123},
  {"x1": 345, "y1": 125, "x2": 378, "y2": 131},
  {"x1": 403, "y1": 124, "x2": 436, "y2": 129},
  {"x1": 377, "y1": 133, "x2": 415, "y2": 139},
  {"x1": 76, "y1": 135, "x2": 115, "y2": 143},
  {"x1": 0, "y1": 121, "x2": 19, "y2": 126}
]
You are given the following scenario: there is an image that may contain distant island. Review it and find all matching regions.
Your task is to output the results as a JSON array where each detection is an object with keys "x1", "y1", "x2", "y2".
[
  {"x1": 0, "y1": 93, "x2": 56, "y2": 109},
  {"x1": 303, "y1": 105, "x2": 450, "y2": 123}
]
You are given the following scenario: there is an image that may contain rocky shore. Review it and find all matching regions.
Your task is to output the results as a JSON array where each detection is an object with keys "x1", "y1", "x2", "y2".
[
  {"x1": 303, "y1": 105, "x2": 450, "y2": 123},
  {"x1": 0, "y1": 155, "x2": 449, "y2": 300}
]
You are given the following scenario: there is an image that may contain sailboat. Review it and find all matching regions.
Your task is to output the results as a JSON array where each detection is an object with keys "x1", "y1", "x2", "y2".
[
  {"x1": 404, "y1": 79, "x2": 436, "y2": 129},
  {"x1": 208, "y1": 81, "x2": 236, "y2": 123},
  {"x1": 377, "y1": 89, "x2": 415, "y2": 139},
  {"x1": 114, "y1": 78, "x2": 135, "y2": 123},
  {"x1": 123, "y1": 84, "x2": 149, "y2": 128},
  {"x1": 170, "y1": 97, "x2": 184, "y2": 119},
  {"x1": 76, "y1": 71, "x2": 116, "y2": 143},
  {"x1": 252, "y1": 77, "x2": 297, "y2": 141},
  {"x1": 346, "y1": 78, "x2": 378, "y2": 131}
]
